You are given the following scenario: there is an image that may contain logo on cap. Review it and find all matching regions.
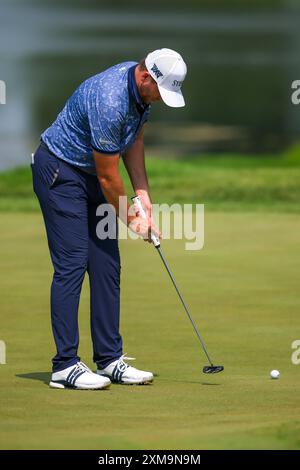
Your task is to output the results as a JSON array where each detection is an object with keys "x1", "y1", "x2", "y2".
[
  {"x1": 151, "y1": 63, "x2": 163, "y2": 79},
  {"x1": 172, "y1": 80, "x2": 183, "y2": 88}
]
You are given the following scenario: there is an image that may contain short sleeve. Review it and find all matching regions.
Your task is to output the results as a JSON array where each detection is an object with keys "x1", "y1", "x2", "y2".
[{"x1": 88, "y1": 101, "x2": 123, "y2": 155}]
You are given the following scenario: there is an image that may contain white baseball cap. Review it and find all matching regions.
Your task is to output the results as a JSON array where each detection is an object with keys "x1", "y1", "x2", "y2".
[{"x1": 145, "y1": 48, "x2": 187, "y2": 108}]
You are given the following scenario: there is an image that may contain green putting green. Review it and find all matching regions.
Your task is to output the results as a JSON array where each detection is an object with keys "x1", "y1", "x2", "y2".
[{"x1": 0, "y1": 211, "x2": 299, "y2": 449}]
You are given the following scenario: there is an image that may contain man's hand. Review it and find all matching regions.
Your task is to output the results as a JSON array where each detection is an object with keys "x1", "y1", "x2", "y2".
[
  {"x1": 131, "y1": 192, "x2": 161, "y2": 243},
  {"x1": 135, "y1": 189, "x2": 153, "y2": 224},
  {"x1": 128, "y1": 215, "x2": 161, "y2": 244}
]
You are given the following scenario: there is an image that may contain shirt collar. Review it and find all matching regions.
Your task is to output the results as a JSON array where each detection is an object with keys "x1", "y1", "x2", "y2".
[{"x1": 128, "y1": 64, "x2": 149, "y2": 113}]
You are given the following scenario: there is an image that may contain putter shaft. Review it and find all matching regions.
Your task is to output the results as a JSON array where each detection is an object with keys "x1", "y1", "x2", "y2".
[
  {"x1": 131, "y1": 195, "x2": 215, "y2": 368},
  {"x1": 155, "y1": 245, "x2": 214, "y2": 366}
]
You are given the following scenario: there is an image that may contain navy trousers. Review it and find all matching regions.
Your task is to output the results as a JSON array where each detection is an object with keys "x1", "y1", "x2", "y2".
[{"x1": 31, "y1": 141, "x2": 123, "y2": 372}]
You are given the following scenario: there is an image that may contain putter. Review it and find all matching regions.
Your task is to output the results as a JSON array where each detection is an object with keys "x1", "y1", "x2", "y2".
[{"x1": 132, "y1": 196, "x2": 224, "y2": 375}]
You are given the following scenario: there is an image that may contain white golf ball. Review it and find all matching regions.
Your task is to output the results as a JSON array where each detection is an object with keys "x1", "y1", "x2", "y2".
[{"x1": 270, "y1": 369, "x2": 280, "y2": 379}]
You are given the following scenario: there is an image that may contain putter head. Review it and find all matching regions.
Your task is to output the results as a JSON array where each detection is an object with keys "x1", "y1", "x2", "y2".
[{"x1": 203, "y1": 365, "x2": 224, "y2": 374}]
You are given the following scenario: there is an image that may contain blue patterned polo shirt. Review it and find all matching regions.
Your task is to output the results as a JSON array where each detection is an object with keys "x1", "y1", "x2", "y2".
[{"x1": 41, "y1": 62, "x2": 151, "y2": 174}]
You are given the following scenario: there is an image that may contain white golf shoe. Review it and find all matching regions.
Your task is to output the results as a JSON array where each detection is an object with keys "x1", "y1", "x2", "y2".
[
  {"x1": 49, "y1": 361, "x2": 111, "y2": 390},
  {"x1": 96, "y1": 354, "x2": 154, "y2": 385}
]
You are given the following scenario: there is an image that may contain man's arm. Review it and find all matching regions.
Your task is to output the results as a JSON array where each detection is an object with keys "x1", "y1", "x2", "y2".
[
  {"x1": 93, "y1": 150, "x2": 127, "y2": 221},
  {"x1": 122, "y1": 126, "x2": 149, "y2": 194},
  {"x1": 122, "y1": 126, "x2": 153, "y2": 223},
  {"x1": 93, "y1": 149, "x2": 154, "y2": 240}
]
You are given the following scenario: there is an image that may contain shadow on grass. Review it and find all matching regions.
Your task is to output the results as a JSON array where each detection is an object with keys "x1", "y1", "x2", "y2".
[
  {"x1": 16, "y1": 372, "x2": 51, "y2": 385},
  {"x1": 201, "y1": 382, "x2": 221, "y2": 386},
  {"x1": 16, "y1": 373, "x2": 154, "y2": 387},
  {"x1": 16, "y1": 372, "x2": 221, "y2": 386},
  {"x1": 158, "y1": 377, "x2": 221, "y2": 385}
]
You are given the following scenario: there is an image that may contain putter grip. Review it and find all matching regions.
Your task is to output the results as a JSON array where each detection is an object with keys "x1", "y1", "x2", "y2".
[{"x1": 131, "y1": 196, "x2": 160, "y2": 247}]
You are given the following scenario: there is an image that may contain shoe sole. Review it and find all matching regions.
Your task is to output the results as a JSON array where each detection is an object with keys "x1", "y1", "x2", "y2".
[
  {"x1": 49, "y1": 381, "x2": 111, "y2": 390},
  {"x1": 120, "y1": 379, "x2": 154, "y2": 385},
  {"x1": 98, "y1": 373, "x2": 154, "y2": 385}
]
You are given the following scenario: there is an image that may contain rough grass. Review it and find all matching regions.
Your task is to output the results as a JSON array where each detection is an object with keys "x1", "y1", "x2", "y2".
[{"x1": 1, "y1": 145, "x2": 300, "y2": 213}]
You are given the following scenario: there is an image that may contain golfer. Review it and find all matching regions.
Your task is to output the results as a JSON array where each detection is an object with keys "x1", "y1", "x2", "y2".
[{"x1": 31, "y1": 48, "x2": 187, "y2": 389}]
